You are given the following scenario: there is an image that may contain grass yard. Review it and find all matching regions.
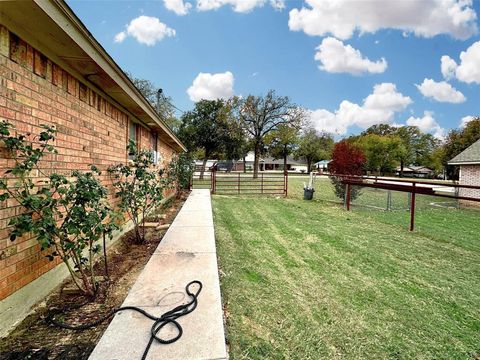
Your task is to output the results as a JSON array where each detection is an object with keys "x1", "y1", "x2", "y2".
[{"x1": 213, "y1": 176, "x2": 480, "y2": 359}]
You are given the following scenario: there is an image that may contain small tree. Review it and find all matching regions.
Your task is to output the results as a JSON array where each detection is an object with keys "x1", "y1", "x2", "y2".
[
  {"x1": 108, "y1": 141, "x2": 167, "y2": 244},
  {"x1": 356, "y1": 134, "x2": 405, "y2": 175},
  {"x1": 329, "y1": 141, "x2": 366, "y2": 201},
  {"x1": 265, "y1": 124, "x2": 299, "y2": 172},
  {"x1": 177, "y1": 99, "x2": 235, "y2": 179},
  {"x1": 296, "y1": 128, "x2": 334, "y2": 172},
  {"x1": 0, "y1": 121, "x2": 117, "y2": 297},
  {"x1": 167, "y1": 153, "x2": 195, "y2": 197}
]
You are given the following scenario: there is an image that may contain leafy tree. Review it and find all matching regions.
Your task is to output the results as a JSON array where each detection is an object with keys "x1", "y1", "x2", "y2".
[
  {"x1": 295, "y1": 128, "x2": 333, "y2": 172},
  {"x1": 361, "y1": 124, "x2": 440, "y2": 176},
  {"x1": 329, "y1": 141, "x2": 366, "y2": 201},
  {"x1": 442, "y1": 117, "x2": 480, "y2": 178},
  {"x1": 394, "y1": 126, "x2": 438, "y2": 177},
  {"x1": 177, "y1": 99, "x2": 238, "y2": 179},
  {"x1": 126, "y1": 72, "x2": 181, "y2": 133},
  {"x1": 233, "y1": 90, "x2": 305, "y2": 178},
  {"x1": 356, "y1": 134, "x2": 405, "y2": 175},
  {"x1": 265, "y1": 124, "x2": 299, "y2": 172},
  {"x1": 108, "y1": 141, "x2": 168, "y2": 244},
  {"x1": 0, "y1": 121, "x2": 117, "y2": 297},
  {"x1": 167, "y1": 153, "x2": 195, "y2": 197},
  {"x1": 222, "y1": 114, "x2": 249, "y2": 164},
  {"x1": 361, "y1": 124, "x2": 398, "y2": 136}
]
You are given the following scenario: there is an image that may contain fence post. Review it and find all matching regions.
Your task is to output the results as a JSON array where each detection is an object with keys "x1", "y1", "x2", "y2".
[
  {"x1": 211, "y1": 169, "x2": 215, "y2": 194},
  {"x1": 346, "y1": 183, "x2": 351, "y2": 211},
  {"x1": 238, "y1": 173, "x2": 240, "y2": 195},
  {"x1": 284, "y1": 171, "x2": 288, "y2": 197},
  {"x1": 387, "y1": 190, "x2": 392, "y2": 211},
  {"x1": 410, "y1": 182, "x2": 416, "y2": 231},
  {"x1": 261, "y1": 173, "x2": 264, "y2": 194}
]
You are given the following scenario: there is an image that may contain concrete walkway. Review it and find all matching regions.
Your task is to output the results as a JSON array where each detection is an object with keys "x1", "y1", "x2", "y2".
[{"x1": 89, "y1": 190, "x2": 227, "y2": 360}]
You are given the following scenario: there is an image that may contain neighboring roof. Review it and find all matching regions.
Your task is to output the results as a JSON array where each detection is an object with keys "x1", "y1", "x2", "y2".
[
  {"x1": 315, "y1": 160, "x2": 331, "y2": 166},
  {"x1": 448, "y1": 139, "x2": 480, "y2": 165},
  {"x1": 395, "y1": 166, "x2": 433, "y2": 173},
  {"x1": 0, "y1": 0, "x2": 185, "y2": 152},
  {"x1": 241, "y1": 151, "x2": 257, "y2": 163},
  {"x1": 262, "y1": 156, "x2": 307, "y2": 166}
]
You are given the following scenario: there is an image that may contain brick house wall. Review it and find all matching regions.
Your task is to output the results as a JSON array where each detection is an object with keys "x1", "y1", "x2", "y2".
[
  {"x1": 459, "y1": 165, "x2": 480, "y2": 208},
  {"x1": 0, "y1": 25, "x2": 176, "y2": 300}
]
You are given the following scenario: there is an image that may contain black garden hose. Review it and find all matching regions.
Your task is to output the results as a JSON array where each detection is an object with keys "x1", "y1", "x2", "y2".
[{"x1": 45, "y1": 280, "x2": 202, "y2": 360}]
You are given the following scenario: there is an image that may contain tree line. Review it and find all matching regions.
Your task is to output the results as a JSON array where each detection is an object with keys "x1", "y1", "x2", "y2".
[{"x1": 129, "y1": 74, "x2": 480, "y2": 180}]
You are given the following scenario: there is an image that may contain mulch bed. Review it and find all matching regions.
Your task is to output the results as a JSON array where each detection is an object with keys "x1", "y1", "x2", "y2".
[{"x1": 0, "y1": 192, "x2": 188, "y2": 360}]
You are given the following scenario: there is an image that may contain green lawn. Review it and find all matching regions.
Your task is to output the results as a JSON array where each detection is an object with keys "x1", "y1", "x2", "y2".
[{"x1": 213, "y1": 176, "x2": 480, "y2": 359}]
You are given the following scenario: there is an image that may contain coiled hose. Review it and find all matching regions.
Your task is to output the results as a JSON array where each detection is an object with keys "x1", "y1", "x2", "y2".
[{"x1": 46, "y1": 280, "x2": 202, "y2": 360}]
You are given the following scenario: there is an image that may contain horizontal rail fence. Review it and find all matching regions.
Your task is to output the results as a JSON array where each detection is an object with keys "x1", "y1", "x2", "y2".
[
  {"x1": 212, "y1": 171, "x2": 288, "y2": 196},
  {"x1": 339, "y1": 175, "x2": 480, "y2": 231}
]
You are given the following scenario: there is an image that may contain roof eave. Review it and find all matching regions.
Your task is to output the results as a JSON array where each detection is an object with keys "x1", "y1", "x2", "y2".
[
  {"x1": 34, "y1": 0, "x2": 186, "y2": 152},
  {"x1": 448, "y1": 161, "x2": 480, "y2": 166}
]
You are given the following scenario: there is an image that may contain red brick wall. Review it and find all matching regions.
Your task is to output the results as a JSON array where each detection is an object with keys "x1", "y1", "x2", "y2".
[
  {"x1": 0, "y1": 25, "x2": 176, "y2": 300},
  {"x1": 459, "y1": 165, "x2": 480, "y2": 208}
]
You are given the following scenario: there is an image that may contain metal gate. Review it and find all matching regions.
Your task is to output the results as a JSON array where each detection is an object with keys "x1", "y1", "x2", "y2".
[{"x1": 211, "y1": 171, "x2": 287, "y2": 196}]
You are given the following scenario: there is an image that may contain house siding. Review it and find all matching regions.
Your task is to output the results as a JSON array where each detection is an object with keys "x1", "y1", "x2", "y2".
[
  {"x1": 0, "y1": 25, "x2": 175, "y2": 300},
  {"x1": 459, "y1": 165, "x2": 480, "y2": 208}
]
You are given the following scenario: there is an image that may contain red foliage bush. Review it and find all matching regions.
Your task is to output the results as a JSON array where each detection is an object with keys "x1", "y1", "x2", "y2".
[{"x1": 329, "y1": 141, "x2": 366, "y2": 176}]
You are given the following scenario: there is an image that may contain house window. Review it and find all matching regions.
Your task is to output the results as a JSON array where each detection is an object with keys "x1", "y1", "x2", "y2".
[
  {"x1": 151, "y1": 132, "x2": 160, "y2": 165},
  {"x1": 128, "y1": 121, "x2": 138, "y2": 160}
]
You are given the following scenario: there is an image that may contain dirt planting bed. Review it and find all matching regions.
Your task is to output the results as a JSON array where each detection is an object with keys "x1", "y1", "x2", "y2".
[{"x1": 0, "y1": 193, "x2": 188, "y2": 360}]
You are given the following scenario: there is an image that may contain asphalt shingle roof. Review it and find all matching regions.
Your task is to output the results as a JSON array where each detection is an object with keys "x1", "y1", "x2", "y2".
[{"x1": 448, "y1": 139, "x2": 480, "y2": 165}]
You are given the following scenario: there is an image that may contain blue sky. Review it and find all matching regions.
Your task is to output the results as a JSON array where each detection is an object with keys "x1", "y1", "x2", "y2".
[{"x1": 68, "y1": 0, "x2": 480, "y2": 139}]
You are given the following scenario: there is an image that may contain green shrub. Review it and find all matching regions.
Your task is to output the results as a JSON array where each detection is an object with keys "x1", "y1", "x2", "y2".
[
  {"x1": 0, "y1": 121, "x2": 117, "y2": 297},
  {"x1": 167, "y1": 153, "x2": 194, "y2": 197},
  {"x1": 108, "y1": 140, "x2": 168, "y2": 244}
]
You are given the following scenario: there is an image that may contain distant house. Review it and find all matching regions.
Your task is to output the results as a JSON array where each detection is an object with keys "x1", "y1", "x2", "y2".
[
  {"x1": 194, "y1": 159, "x2": 217, "y2": 171},
  {"x1": 448, "y1": 139, "x2": 480, "y2": 206},
  {"x1": 261, "y1": 156, "x2": 308, "y2": 172},
  {"x1": 232, "y1": 151, "x2": 257, "y2": 172},
  {"x1": 315, "y1": 160, "x2": 331, "y2": 173},
  {"x1": 395, "y1": 165, "x2": 434, "y2": 178},
  {"x1": 199, "y1": 151, "x2": 309, "y2": 173}
]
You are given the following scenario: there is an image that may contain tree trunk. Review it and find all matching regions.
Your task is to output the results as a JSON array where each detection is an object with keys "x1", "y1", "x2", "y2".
[
  {"x1": 253, "y1": 143, "x2": 260, "y2": 179},
  {"x1": 400, "y1": 159, "x2": 404, "y2": 177},
  {"x1": 200, "y1": 157, "x2": 207, "y2": 180},
  {"x1": 283, "y1": 152, "x2": 287, "y2": 173},
  {"x1": 307, "y1": 159, "x2": 312, "y2": 173},
  {"x1": 243, "y1": 155, "x2": 246, "y2": 173}
]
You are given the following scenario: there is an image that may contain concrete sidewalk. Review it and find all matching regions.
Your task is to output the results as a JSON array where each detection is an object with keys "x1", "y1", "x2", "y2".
[{"x1": 89, "y1": 190, "x2": 227, "y2": 360}]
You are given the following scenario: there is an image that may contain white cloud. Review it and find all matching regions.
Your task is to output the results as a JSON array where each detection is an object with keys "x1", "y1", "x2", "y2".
[
  {"x1": 441, "y1": 41, "x2": 480, "y2": 84},
  {"x1": 187, "y1": 71, "x2": 234, "y2": 102},
  {"x1": 314, "y1": 37, "x2": 387, "y2": 75},
  {"x1": 114, "y1": 16, "x2": 176, "y2": 46},
  {"x1": 164, "y1": 0, "x2": 192, "y2": 15},
  {"x1": 196, "y1": 0, "x2": 284, "y2": 13},
  {"x1": 114, "y1": 31, "x2": 127, "y2": 43},
  {"x1": 307, "y1": 109, "x2": 347, "y2": 135},
  {"x1": 307, "y1": 83, "x2": 412, "y2": 135},
  {"x1": 460, "y1": 115, "x2": 475, "y2": 128},
  {"x1": 415, "y1": 78, "x2": 466, "y2": 103},
  {"x1": 406, "y1": 111, "x2": 445, "y2": 140},
  {"x1": 441, "y1": 55, "x2": 458, "y2": 80},
  {"x1": 289, "y1": 0, "x2": 478, "y2": 40}
]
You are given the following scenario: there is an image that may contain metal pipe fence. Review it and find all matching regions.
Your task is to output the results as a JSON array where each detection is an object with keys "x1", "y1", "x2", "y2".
[
  {"x1": 191, "y1": 168, "x2": 288, "y2": 196},
  {"x1": 340, "y1": 175, "x2": 480, "y2": 231}
]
